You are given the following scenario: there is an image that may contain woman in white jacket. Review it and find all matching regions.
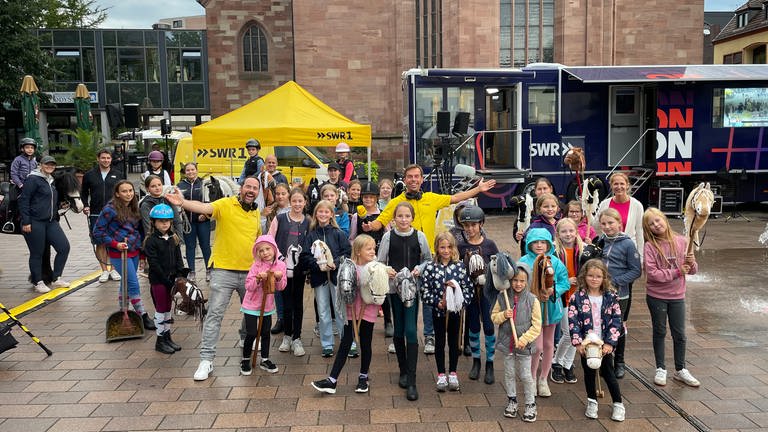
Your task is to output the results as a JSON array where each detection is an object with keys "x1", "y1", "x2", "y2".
[{"x1": 593, "y1": 172, "x2": 644, "y2": 256}]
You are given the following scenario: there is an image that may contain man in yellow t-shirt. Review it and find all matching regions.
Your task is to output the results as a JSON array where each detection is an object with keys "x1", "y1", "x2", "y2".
[{"x1": 166, "y1": 176, "x2": 262, "y2": 381}]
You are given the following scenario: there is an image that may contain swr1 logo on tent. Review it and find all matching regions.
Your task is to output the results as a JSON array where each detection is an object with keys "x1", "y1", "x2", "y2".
[{"x1": 317, "y1": 131, "x2": 354, "y2": 140}]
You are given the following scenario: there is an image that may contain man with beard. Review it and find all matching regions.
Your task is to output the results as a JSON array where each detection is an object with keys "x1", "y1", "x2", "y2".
[{"x1": 165, "y1": 176, "x2": 262, "y2": 381}]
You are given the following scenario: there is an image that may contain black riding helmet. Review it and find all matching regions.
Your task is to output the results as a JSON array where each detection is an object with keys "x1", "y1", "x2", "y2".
[
  {"x1": 458, "y1": 205, "x2": 485, "y2": 224},
  {"x1": 360, "y1": 181, "x2": 379, "y2": 196},
  {"x1": 20, "y1": 137, "x2": 37, "y2": 149}
]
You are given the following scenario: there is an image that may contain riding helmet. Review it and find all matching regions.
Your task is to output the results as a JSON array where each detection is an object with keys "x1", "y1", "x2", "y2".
[
  {"x1": 335, "y1": 142, "x2": 350, "y2": 153},
  {"x1": 245, "y1": 138, "x2": 261, "y2": 149},
  {"x1": 458, "y1": 205, "x2": 485, "y2": 224},
  {"x1": 360, "y1": 181, "x2": 379, "y2": 196},
  {"x1": 148, "y1": 150, "x2": 164, "y2": 161},
  {"x1": 149, "y1": 203, "x2": 174, "y2": 219},
  {"x1": 20, "y1": 137, "x2": 37, "y2": 149}
]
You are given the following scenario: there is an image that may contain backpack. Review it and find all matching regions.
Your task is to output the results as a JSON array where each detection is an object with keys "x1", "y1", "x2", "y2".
[{"x1": 360, "y1": 261, "x2": 389, "y2": 305}]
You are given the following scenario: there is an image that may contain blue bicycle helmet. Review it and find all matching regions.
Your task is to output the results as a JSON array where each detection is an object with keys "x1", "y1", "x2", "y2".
[{"x1": 149, "y1": 203, "x2": 174, "y2": 219}]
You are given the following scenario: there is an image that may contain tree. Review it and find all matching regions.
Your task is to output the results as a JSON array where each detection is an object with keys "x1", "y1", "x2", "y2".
[{"x1": 37, "y1": 0, "x2": 108, "y2": 28}]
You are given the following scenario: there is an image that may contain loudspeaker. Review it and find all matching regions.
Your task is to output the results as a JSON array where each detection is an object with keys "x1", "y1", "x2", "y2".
[
  {"x1": 160, "y1": 118, "x2": 172, "y2": 136},
  {"x1": 452, "y1": 111, "x2": 471, "y2": 136},
  {"x1": 492, "y1": 90, "x2": 507, "y2": 112},
  {"x1": 123, "y1": 104, "x2": 140, "y2": 129},
  {"x1": 105, "y1": 103, "x2": 123, "y2": 128},
  {"x1": 436, "y1": 111, "x2": 451, "y2": 136}
]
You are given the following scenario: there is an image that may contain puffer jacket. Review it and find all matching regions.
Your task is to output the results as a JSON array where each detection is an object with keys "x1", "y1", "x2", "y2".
[
  {"x1": 599, "y1": 232, "x2": 641, "y2": 299},
  {"x1": 491, "y1": 263, "x2": 542, "y2": 356},
  {"x1": 518, "y1": 227, "x2": 570, "y2": 326},
  {"x1": 242, "y1": 235, "x2": 287, "y2": 313},
  {"x1": 18, "y1": 169, "x2": 57, "y2": 224},
  {"x1": 300, "y1": 223, "x2": 352, "y2": 287}
]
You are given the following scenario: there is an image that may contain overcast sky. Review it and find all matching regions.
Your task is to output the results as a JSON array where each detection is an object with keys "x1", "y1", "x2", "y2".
[{"x1": 96, "y1": 0, "x2": 742, "y2": 29}]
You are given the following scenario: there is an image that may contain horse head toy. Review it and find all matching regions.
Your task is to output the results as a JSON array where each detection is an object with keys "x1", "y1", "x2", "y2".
[
  {"x1": 532, "y1": 253, "x2": 554, "y2": 321},
  {"x1": 311, "y1": 240, "x2": 334, "y2": 272},
  {"x1": 285, "y1": 244, "x2": 302, "y2": 278},
  {"x1": 337, "y1": 257, "x2": 358, "y2": 305},
  {"x1": 394, "y1": 267, "x2": 417, "y2": 308},
  {"x1": 173, "y1": 277, "x2": 208, "y2": 328},
  {"x1": 683, "y1": 182, "x2": 714, "y2": 253},
  {"x1": 465, "y1": 250, "x2": 486, "y2": 287}
]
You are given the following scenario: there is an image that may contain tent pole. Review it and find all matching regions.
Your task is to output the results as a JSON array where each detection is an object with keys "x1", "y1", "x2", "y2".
[{"x1": 367, "y1": 146, "x2": 372, "y2": 180}]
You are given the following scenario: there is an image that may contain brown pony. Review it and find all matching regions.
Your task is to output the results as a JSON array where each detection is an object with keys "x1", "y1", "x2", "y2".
[{"x1": 532, "y1": 254, "x2": 555, "y2": 323}]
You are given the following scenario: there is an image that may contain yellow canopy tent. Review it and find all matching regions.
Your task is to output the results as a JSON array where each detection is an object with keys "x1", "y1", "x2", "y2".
[{"x1": 192, "y1": 80, "x2": 371, "y2": 150}]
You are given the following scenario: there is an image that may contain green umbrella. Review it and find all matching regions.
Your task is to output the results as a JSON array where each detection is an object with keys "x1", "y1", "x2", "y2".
[
  {"x1": 20, "y1": 75, "x2": 41, "y2": 142},
  {"x1": 74, "y1": 83, "x2": 93, "y2": 130}
]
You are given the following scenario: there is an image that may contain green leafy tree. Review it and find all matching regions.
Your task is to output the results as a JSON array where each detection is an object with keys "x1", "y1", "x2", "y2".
[{"x1": 37, "y1": 0, "x2": 108, "y2": 28}]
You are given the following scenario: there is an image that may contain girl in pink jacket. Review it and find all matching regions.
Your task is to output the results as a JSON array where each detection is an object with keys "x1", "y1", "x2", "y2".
[
  {"x1": 240, "y1": 235, "x2": 287, "y2": 376},
  {"x1": 642, "y1": 208, "x2": 700, "y2": 388}
]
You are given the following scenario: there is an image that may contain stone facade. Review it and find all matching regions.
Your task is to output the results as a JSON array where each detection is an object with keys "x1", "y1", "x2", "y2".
[{"x1": 442, "y1": 0, "x2": 500, "y2": 68}]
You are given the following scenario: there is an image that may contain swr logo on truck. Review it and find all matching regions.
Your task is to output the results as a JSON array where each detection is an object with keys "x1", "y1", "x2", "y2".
[
  {"x1": 317, "y1": 131, "x2": 354, "y2": 140},
  {"x1": 197, "y1": 148, "x2": 247, "y2": 158}
]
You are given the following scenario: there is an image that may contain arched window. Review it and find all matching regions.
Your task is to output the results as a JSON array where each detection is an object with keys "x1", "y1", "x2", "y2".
[{"x1": 243, "y1": 25, "x2": 268, "y2": 72}]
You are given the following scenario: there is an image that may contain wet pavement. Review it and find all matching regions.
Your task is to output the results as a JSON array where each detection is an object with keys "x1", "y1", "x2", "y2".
[{"x1": 0, "y1": 205, "x2": 767, "y2": 431}]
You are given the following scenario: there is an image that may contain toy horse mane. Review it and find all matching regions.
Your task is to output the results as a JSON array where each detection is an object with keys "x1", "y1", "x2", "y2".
[
  {"x1": 563, "y1": 147, "x2": 586, "y2": 173},
  {"x1": 531, "y1": 254, "x2": 554, "y2": 303},
  {"x1": 683, "y1": 182, "x2": 714, "y2": 253}
]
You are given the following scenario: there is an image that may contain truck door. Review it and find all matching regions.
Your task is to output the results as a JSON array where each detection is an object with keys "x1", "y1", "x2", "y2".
[
  {"x1": 484, "y1": 83, "x2": 522, "y2": 169},
  {"x1": 609, "y1": 86, "x2": 644, "y2": 166}
]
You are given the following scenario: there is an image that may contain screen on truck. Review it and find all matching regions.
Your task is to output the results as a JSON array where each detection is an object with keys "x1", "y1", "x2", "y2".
[{"x1": 721, "y1": 87, "x2": 768, "y2": 127}]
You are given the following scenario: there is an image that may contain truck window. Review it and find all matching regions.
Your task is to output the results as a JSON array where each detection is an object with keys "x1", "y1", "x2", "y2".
[
  {"x1": 274, "y1": 147, "x2": 309, "y2": 167},
  {"x1": 528, "y1": 86, "x2": 556, "y2": 124}
]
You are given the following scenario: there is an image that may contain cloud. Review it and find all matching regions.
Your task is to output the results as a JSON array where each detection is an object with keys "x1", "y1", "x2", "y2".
[{"x1": 97, "y1": 0, "x2": 204, "y2": 29}]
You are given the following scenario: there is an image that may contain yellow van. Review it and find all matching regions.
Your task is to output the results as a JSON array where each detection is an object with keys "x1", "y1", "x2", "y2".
[{"x1": 173, "y1": 137, "x2": 330, "y2": 185}]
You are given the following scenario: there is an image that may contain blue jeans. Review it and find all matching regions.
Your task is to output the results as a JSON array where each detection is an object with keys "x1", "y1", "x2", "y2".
[
  {"x1": 183, "y1": 220, "x2": 211, "y2": 273},
  {"x1": 314, "y1": 281, "x2": 346, "y2": 350},
  {"x1": 422, "y1": 303, "x2": 434, "y2": 337},
  {"x1": 109, "y1": 255, "x2": 140, "y2": 304},
  {"x1": 200, "y1": 269, "x2": 247, "y2": 361}
]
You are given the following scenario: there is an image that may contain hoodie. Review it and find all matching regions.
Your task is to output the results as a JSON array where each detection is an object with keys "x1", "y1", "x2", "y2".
[
  {"x1": 242, "y1": 235, "x2": 287, "y2": 314},
  {"x1": 491, "y1": 262, "x2": 542, "y2": 356},
  {"x1": 18, "y1": 169, "x2": 57, "y2": 224},
  {"x1": 644, "y1": 233, "x2": 697, "y2": 300},
  {"x1": 599, "y1": 232, "x2": 642, "y2": 299},
  {"x1": 299, "y1": 223, "x2": 352, "y2": 287},
  {"x1": 517, "y1": 227, "x2": 570, "y2": 326},
  {"x1": 139, "y1": 195, "x2": 185, "y2": 239}
]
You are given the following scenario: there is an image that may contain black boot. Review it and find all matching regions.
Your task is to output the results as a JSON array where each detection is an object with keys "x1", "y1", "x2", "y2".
[
  {"x1": 142, "y1": 313, "x2": 156, "y2": 330},
  {"x1": 615, "y1": 362, "x2": 626, "y2": 379},
  {"x1": 484, "y1": 361, "x2": 495, "y2": 384},
  {"x1": 469, "y1": 358, "x2": 481, "y2": 380},
  {"x1": 406, "y1": 343, "x2": 419, "y2": 401},
  {"x1": 163, "y1": 330, "x2": 181, "y2": 351},
  {"x1": 462, "y1": 327, "x2": 471, "y2": 356},
  {"x1": 155, "y1": 335, "x2": 175, "y2": 354},
  {"x1": 270, "y1": 318, "x2": 284, "y2": 335},
  {"x1": 394, "y1": 337, "x2": 408, "y2": 389}
]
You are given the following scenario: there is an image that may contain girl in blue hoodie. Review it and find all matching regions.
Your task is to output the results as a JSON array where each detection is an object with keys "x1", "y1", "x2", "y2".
[
  {"x1": 517, "y1": 227, "x2": 570, "y2": 398},
  {"x1": 596, "y1": 208, "x2": 641, "y2": 379}
]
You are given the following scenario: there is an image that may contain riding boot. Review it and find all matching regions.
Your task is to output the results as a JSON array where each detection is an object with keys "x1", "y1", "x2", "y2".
[
  {"x1": 142, "y1": 313, "x2": 156, "y2": 330},
  {"x1": 463, "y1": 325, "x2": 472, "y2": 356},
  {"x1": 163, "y1": 330, "x2": 181, "y2": 351},
  {"x1": 406, "y1": 343, "x2": 419, "y2": 401},
  {"x1": 484, "y1": 360, "x2": 495, "y2": 384},
  {"x1": 394, "y1": 337, "x2": 408, "y2": 389},
  {"x1": 155, "y1": 335, "x2": 175, "y2": 354},
  {"x1": 469, "y1": 358, "x2": 482, "y2": 380}
]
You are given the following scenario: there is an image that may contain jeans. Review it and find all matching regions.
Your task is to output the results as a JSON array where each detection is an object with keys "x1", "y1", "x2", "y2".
[
  {"x1": 646, "y1": 295, "x2": 687, "y2": 371},
  {"x1": 314, "y1": 281, "x2": 346, "y2": 349},
  {"x1": 274, "y1": 290, "x2": 284, "y2": 319},
  {"x1": 504, "y1": 353, "x2": 535, "y2": 404},
  {"x1": 389, "y1": 293, "x2": 418, "y2": 344},
  {"x1": 109, "y1": 255, "x2": 140, "y2": 303},
  {"x1": 23, "y1": 220, "x2": 70, "y2": 283},
  {"x1": 200, "y1": 269, "x2": 248, "y2": 361},
  {"x1": 183, "y1": 220, "x2": 211, "y2": 273},
  {"x1": 554, "y1": 313, "x2": 577, "y2": 369},
  {"x1": 422, "y1": 303, "x2": 434, "y2": 337}
]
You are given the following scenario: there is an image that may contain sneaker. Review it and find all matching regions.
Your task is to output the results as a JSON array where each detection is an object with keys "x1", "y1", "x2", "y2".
[
  {"x1": 448, "y1": 373, "x2": 460, "y2": 391},
  {"x1": 550, "y1": 363, "x2": 565, "y2": 383},
  {"x1": 33, "y1": 281, "x2": 51, "y2": 293},
  {"x1": 109, "y1": 269, "x2": 121, "y2": 281},
  {"x1": 585, "y1": 398, "x2": 598, "y2": 419},
  {"x1": 348, "y1": 342, "x2": 359, "y2": 358},
  {"x1": 279, "y1": 335, "x2": 292, "y2": 352},
  {"x1": 424, "y1": 336, "x2": 435, "y2": 354},
  {"x1": 193, "y1": 360, "x2": 213, "y2": 381},
  {"x1": 313, "y1": 324, "x2": 320, "y2": 337},
  {"x1": 98, "y1": 271, "x2": 110, "y2": 283},
  {"x1": 238, "y1": 338, "x2": 245, "y2": 348},
  {"x1": 384, "y1": 322, "x2": 394, "y2": 338},
  {"x1": 205, "y1": 271, "x2": 211, "y2": 282},
  {"x1": 240, "y1": 359, "x2": 252, "y2": 376},
  {"x1": 312, "y1": 378, "x2": 337, "y2": 394},
  {"x1": 504, "y1": 398, "x2": 518, "y2": 418},
  {"x1": 436, "y1": 374, "x2": 448, "y2": 392},
  {"x1": 322, "y1": 348, "x2": 334, "y2": 358},
  {"x1": 654, "y1": 368, "x2": 667, "y2": 386},
  {"x1": 51, "y1": 278, "x2": 70, "y2": 288},
  {"x1": 187, "y1": 271, "x2": 196, "y2": 281},
  {"x1": 611, "y1": 402, "x2": 625, "y2": 422},
  {"x1": 537, "y1": 377, "x2": 551, "y2": 397},
  {"x1": 673, "y1": 368, "x2": 700, "y2": 387},
  {"x1": 259, "y1": 359, "x2": 278, "y2": 373},
  {"x1": 355, "y1": 376, "x2": 369, "y2": 393},
  {"x1": 564, "y1": 365, "x2": 578, "y2": 384},
  {"x1": 292, "y1": 339, "x2": 306, "y2": 357},
  {"x1": 388, "y1": 343, "x2": 396, "y2": 353},
  {"x1": 522, "y1": 403, "x2": 537, "y2": 422}
]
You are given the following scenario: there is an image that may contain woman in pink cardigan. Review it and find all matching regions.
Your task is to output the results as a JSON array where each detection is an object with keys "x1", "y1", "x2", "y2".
[{"x1": 642, "y1": 208, "x2": 700, "y2": 388}]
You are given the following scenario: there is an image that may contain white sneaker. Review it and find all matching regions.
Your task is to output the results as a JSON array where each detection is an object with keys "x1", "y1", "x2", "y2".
[
  {"x1": 448, "y1": 373, "x2": 460, "y2": 391},
  {"x1": 585, "y1": 398, "x2": 598, "y2": 419},
  {"x1": 109, "y1": 269, "x2": 121, "y2": 281},
  {"x1": 673, "y1": 368, "x2": 700, "y2": 387},
  {"x1": 654, "y1": 368, "x2": 667, "y2": 386},
  {"x1": 98, "y1": 271, "x2": 110, "y2": 283},
  {"x1": 292, "y1": 339, "x2": 305, "y2": 357},
  {"x1": 537, "y1": 377, "x2": 551, "y2": 397},
  {"x1": 388, "y1": 343, "x2": 396, "y2": 353},
  {"x1": 33, "y1": 281, "x2": 50, "y2": 293},
  {"x1": 51, "y1": 278, "x2": 70, "y2": 288},
  {"x1": 194, "y1": 360, "x2": 213, "y2": 381},
  {"x1": 279, "y1": 335, "x2": 292, "y2": 352},
  {"x1": 424, "y1": 336, "x2": 435, "y2": 354},
  {"x1": 611, "y1": 402, "x2": 625, "y2": 422},
  {"x1": 436, "y1": 374, "x2": 448, "y2": 392}
]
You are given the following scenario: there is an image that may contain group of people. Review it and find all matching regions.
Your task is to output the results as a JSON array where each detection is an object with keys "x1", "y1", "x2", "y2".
[{"x1": 9, "y1": 136, "x2": 703, "y2": 423}]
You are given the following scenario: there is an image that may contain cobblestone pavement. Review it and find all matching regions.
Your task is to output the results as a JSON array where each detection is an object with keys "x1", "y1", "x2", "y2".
[{"x1": 0, "y1": 207, "x2": 766, "y2": 431}]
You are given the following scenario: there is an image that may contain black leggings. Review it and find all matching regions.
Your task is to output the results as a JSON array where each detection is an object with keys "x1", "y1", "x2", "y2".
[
  {"x1": 243, "y1": 314, "x2": 272, "y2": 360},
  {"x1": 23, "y1": 220, "x2": 70, "y2": 283},
  {"x1": 433, "y1": 310, "x2": 461, "y2": 374},
  {"x1": 330, "y1": 320, "x2": 374, "y2": 379},
  {"x1": 282, "y1": 275, "x2": 305, "y2": 340},
  {"x1": 581, "y1": 353, "x2": 622, "y2": 403},
  {"x1": 615, "y1": 294, "x2": 632, "y2": 364}
]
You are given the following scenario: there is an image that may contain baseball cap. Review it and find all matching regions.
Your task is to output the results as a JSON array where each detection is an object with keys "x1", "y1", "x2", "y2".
[
  {"x1": 40, "y1": 155, "x2": 57, "y2": 165},
  {"x1": 327, "y1": 162, "x2": 341, "y2": 171}
]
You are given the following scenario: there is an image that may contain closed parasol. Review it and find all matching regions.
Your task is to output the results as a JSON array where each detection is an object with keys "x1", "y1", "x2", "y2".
[
  {"x1": 74, "y1": 83, "x2": 93, "y2": 130},
  {"x1": 20, "y1": 75, "x2": 41, "y2": 142}
]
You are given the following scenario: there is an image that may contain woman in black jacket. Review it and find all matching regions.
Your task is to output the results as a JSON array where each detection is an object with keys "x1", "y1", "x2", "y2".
[{"x1": 177, "y1": 162, "x2": 211, "y2": 281}]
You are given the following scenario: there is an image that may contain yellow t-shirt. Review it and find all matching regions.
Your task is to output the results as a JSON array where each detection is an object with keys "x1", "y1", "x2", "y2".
[
  {"x1": 377, "y1": 192, "x2": 451, "y2": 253},
  {"x1": 209, "y1": 196, "x2": 262, "y2": 271}
]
